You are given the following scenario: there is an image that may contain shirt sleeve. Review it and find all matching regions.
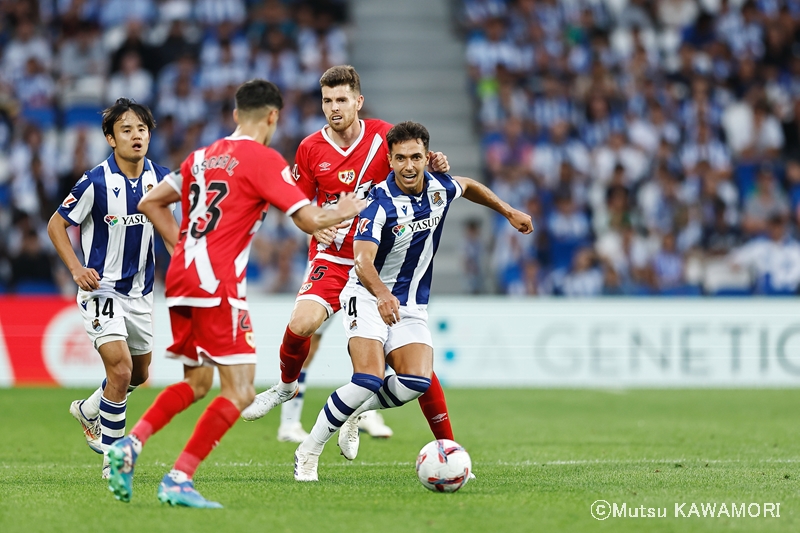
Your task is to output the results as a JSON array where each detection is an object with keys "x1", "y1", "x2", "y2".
[
  {"x1": 254, "y1": 150, "x2": 311, "y2": 216},
  {"x1": 293, "y1": 142, "x2": 317, "y2": 201},
  {"x1": 56, "y1": 174, "x2": 94, "y2": 226},
  {"x1": 353, "y1": 190, "x2": 386, "y2": 245},
  {"x1": 164, "y1": 169, "x2": 182, "y2": 194},
  {"x1": 435, "y1": 172, "x2": 463, "y2": 201}
]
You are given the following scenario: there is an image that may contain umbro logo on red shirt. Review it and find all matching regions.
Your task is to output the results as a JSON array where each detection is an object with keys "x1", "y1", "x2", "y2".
[{"x1": 319, "y1": 162, "x2": 331, "y2": 171}]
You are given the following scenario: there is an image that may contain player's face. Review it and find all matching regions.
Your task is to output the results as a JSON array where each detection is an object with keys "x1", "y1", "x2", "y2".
[
  {"x1": 107, "y1": 110, "x2": 150, "y2": 163},
  {"x1": 389, "y1": 139, "x2": 429, "y2": 195},
  {"x1": 321, "y1": 85, "x2": 363, "y2": 133}
]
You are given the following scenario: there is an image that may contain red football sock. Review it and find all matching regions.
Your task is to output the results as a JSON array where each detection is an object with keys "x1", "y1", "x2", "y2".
[
  {"x1": 280, "y1": 326, "x2": 311, "y2": 383},
  {"x1": 174, "y1": 396, "x2": 240, "y2": 478},
  {"x1": 418, "y1": 372, "x2": 454, "y2": 440},
  {"x1": 131, "y1": 381, "x2": 195, "y2": 444}
]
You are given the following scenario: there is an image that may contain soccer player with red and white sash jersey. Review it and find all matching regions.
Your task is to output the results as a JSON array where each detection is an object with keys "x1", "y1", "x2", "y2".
[
  {"x1": 105, "y1": 80, "x2": 365, "y2": 508},
  {"x1": 241, "y1": 65, "x2": 459, "y2": 450}
]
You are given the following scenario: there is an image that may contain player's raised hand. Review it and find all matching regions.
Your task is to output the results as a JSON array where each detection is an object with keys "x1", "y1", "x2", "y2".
[
  {"x1": 376, "y1": 290, "x2": 401, "y2": 326},
  {"x1": 335, "y1": 192, "x2": 367, "y2": 219},
  {"x1": 428, "y1": 151, "x2": 450, "y2": 173},
  {"x1": 507, "y1": 209, "x2": 534, "y2": 234},
  {"x1": 71, "y1": 266, "x2": 101, "y2": 291}
]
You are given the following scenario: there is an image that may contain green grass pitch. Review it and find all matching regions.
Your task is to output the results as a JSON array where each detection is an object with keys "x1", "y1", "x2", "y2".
[{"x1": 1, "y1": 388, "x2": 799, "y2": 533}]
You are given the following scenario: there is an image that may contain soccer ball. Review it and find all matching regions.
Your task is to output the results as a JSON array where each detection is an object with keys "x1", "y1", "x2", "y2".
[{"x1": 415, "y1": 439, "x2": 472, "y2": 493}]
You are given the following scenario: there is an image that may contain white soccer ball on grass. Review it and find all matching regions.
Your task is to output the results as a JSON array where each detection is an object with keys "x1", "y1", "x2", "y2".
[{"x1": 415, "y1": 439, "x2": 472, "y2": 493}]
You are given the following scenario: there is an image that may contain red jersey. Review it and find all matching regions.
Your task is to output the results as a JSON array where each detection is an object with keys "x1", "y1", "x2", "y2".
[
  {"x1": 294, "y1": 118, "x2": 392, "y2": 264},
  {"x1": 165, "y1": 135, "x2": 310, "y2": 306}
]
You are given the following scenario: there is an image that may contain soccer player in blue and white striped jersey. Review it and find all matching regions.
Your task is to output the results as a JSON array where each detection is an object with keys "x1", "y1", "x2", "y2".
[
  {"x1": 293, "y1": 121, "x2": 533, "y2": 481},
  {"x1": 47, "y1": 98, "x2": 176, "y2": 478}
]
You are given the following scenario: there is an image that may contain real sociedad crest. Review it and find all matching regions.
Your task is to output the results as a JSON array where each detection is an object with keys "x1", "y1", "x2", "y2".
[{"x1": 430, "y1": 191, "x2": 444, "y2": 207}]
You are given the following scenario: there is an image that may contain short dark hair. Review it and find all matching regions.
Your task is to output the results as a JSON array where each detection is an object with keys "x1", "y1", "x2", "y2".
[
  {"x1": 101, "y1": 98, "x2": 156, "y2": 137},
  {"x1": 319, "y1": 65, "x2": 361, "y2": 94},
  {"x1": 386, "y1": 121, "x2": 430, "y2": 153},
  {"x1": 235, "y1": 79, "x2": 284, "y2": 113}
]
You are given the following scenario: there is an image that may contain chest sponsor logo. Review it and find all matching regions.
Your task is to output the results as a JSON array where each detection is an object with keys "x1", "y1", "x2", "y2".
[
  {"x1": 61, "y1": 194, "x2": 77, "y2": 209},
  {"x1": 358, "y1": 218, "x2": 371, "y2": 234},
  {"x1": 406, "y1": 215, "x2": 441, "y2": 233},
  {"x1": 319, "y1": 162, "x2": 331, "y2": 171},
  {"x1": 392, "y1": 224, "x2": 406, "y2": 237},
  {"x1": 338, "y1": 169, "x2": 356, "y2": 185},
  {"x1": 105, "y1": 214, "x2": 150, "y2": 227},
  {"x1": 431, "y1": 191, "x2": 444, "y2": 207}
]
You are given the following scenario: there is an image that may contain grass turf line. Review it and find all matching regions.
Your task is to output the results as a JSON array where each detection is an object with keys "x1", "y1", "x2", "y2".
[{"x1": 0, "y1": 388, "x2": 798, "y2": 533}]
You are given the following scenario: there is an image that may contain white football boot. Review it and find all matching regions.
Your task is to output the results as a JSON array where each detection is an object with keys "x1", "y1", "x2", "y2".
[
  {"x1": 277, "y1": 422, "x2": 309, "y2": 443},
  {"x1": 241, "y1": 383, "x2": 298, "y2": 421},
  {"x1": 69, "y1": 400, "x2": 103, "y2": 454},
  {"x1": 294, "y1": 446, "x2": 320, "y2": 481},
  {"x1": 358, "y1": 410, "x2": 393, "y2": 438},
  {"x1": 338, "y1": 414, "x2": 363, "y2": 460}
]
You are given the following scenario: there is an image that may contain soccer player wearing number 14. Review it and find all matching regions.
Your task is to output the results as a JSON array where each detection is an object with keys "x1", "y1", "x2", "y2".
[
  {"x1": 47, "y1": 98, "x2": 175, "y2": 479},
  {"x1": 106, "y1": 80, "x2": 365, "y2": 508}
]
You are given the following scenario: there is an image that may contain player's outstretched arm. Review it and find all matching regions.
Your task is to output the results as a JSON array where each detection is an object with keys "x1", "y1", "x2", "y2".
[
  {"x1": 353, "y1": 240, "x2": 400, "y2": 325},
  {"x1": 454, "y1": 176, "x2": 534, "y2": 234},
  {"x1": 47, "y1": 213, "x2": 100, "y2": 291},
  {"x1": 291, "y1": 192, "x2": 366, "y2": 234},
  {"x1": 137, "y1": 180, "x2": 181, "y2": 255}
]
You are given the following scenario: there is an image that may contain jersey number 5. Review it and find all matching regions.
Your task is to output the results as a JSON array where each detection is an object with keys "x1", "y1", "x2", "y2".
[{"x1": 188, "y1": 181, "x2": 229, "y2": 239}]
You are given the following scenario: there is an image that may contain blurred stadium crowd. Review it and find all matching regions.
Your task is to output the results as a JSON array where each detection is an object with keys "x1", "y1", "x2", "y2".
[
  {"x1": 0, "y1": 0, "x2": 347, "y2": 295},
  {"x1": 461, "y1": 0, "x2": 800, "y2": 296},
  {"x1": 3, "y1": 0, "x2": 800, "y2": 298}
]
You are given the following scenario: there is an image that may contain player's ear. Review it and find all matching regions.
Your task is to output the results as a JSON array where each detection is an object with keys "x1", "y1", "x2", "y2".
[
  {"x1": 356, "y1": 94, "x2": 364, "y2": 111},
  {"x1": 233, "y1": 108, "x2": 239, "y2": 124},
  {"x1": 106, "y1": 134, "x2": 116, "y2": 149}
]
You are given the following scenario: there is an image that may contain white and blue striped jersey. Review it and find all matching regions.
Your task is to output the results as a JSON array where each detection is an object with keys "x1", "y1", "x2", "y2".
[
  {"x1": 57, "y1": 154, "x2": 171, "y2": 298},
  {"x1": 353, "y1": 171, "x2": 463, "y2": 307}
]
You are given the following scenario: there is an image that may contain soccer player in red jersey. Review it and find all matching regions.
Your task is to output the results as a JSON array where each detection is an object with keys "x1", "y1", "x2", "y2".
[
  {"x1": 104, "y1": 79, "x2": 365, "y2": 508},
  {"x1": 241, "y1": 65, "x2": 458, "y2": 448}
]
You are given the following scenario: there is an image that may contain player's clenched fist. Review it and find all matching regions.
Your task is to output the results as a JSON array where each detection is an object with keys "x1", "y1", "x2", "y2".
[
  {"x1": 71, "y1": 266, "x2": 101, "y2": 291},
  {"x1": 507, "y1": 209, "x2": 534, "y2": 234},
  {"x1": 376, "y1": 290, "x2": 401, "y2": 326}
]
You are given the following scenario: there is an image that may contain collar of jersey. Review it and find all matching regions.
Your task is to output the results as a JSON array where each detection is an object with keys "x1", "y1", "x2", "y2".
[
  {"x1": 107, "y1": 153, "x2": 151, "y2": 180},
  {"x1": 388, "y1": 170, "x2": 432, "y2": 199},
  {"x1": 321, "y1": 120, "x2": 365, "y2": 157},
  {"x1": 225, "y1": 134, "x2": 256, "y2": 142}
]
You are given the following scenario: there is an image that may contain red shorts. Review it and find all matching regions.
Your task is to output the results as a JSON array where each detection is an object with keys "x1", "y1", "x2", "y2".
[
  {"x1": 166, "y1": 298, "x2": 256, "y2": 367},
  {"x1": 295, "y1": 259, "x2": 351, "y2": 317}
]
